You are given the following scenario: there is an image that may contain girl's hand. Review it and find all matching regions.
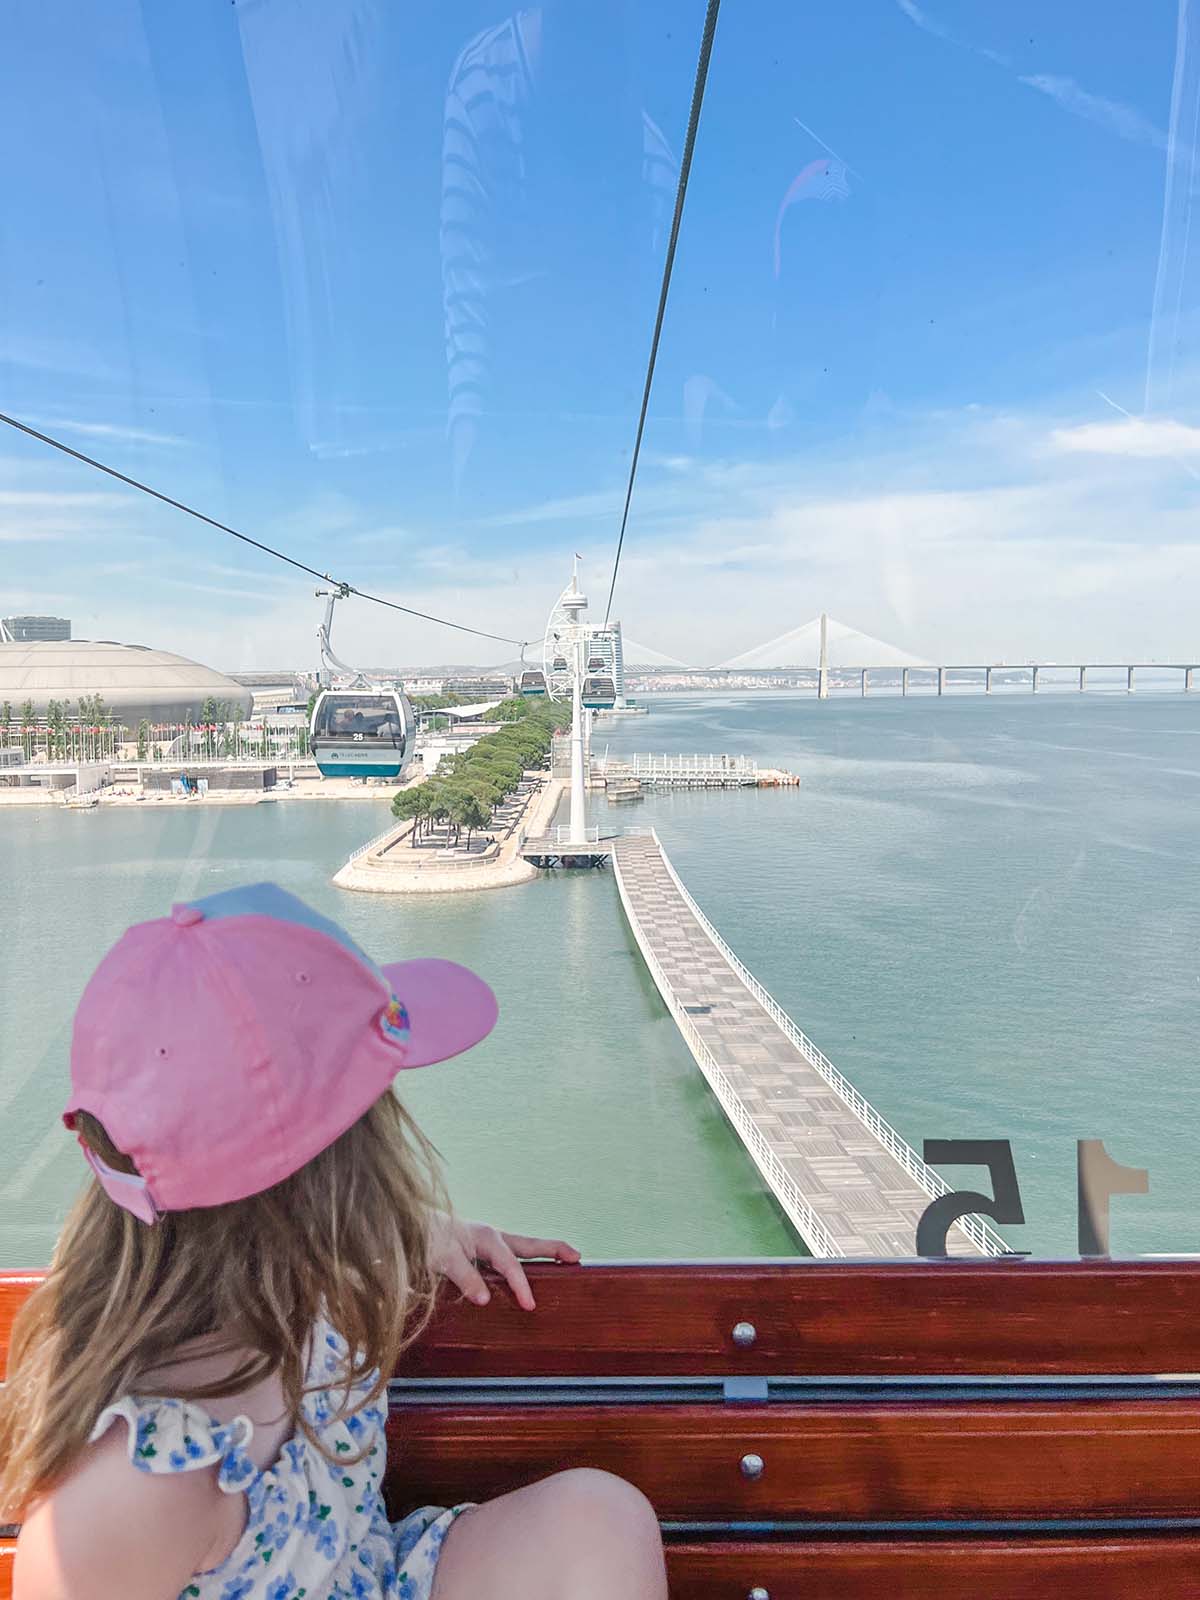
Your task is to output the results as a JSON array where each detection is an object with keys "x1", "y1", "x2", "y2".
[{"x1": 430, "y1": 1214, "x2": 580, "y2": 1310}]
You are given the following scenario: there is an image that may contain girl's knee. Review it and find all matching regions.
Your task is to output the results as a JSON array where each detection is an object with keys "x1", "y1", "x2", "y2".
[
  {"x1": 432, "y1": 1470, "x2": 665, "y2": 1600},
  {"x1": 544, "y1": 1467, "x2": 661, "y2": 1542}
]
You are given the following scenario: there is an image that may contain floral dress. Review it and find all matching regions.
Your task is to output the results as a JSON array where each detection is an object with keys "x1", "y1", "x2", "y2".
[{"x1": 90, "y1": 1322, "x2": 470, "y2": 1600}]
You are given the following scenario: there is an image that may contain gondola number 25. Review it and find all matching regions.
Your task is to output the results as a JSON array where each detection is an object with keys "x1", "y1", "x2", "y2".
[{"x1": 915, "y1": 1139, "x2": 1149, "y2": 1257}]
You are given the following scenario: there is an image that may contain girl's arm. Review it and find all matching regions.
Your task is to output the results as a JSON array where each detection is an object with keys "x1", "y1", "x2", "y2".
[
  {"x1": 15, "y1": 1427, "x2": 226, "y2": 1600},
  {"x1": 430, "y1": 1214, "x2": 580, "y2": 1309}
]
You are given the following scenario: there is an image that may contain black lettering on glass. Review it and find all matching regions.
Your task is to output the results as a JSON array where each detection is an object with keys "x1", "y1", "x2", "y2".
[
  {"x1": 916, "y1": 1139, "x2": 1026, "y2": 1257},
  {"x1": 1077, "y1": 1139, "x2": 1149, "y2": 1257}
]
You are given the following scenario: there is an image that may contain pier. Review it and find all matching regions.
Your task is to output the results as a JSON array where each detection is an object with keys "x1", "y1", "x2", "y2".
[
  {"x1": 595, "y1": 753, "x2": 767, "y2": 789},
  {"x1": 519, "y1": 823, "x2": 611, "y2": 869},
  {"x1": 612, "y1": 831, "x2": 1007, "y2": 1259}
]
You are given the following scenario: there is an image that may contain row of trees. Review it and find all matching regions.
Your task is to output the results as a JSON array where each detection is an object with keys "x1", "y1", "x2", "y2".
[
  {"x1": 2, "y1": 695, "x2": 119, "y2": 761},
  {"x1": 391, "y1": 698, "x2": 561, "y2": 848},
  {"x1": 482, "y1": 694, "x2": 543, "y2": 724},
  {"x1": 2, "y1": 694, "x2": 313, "y2": 766}
]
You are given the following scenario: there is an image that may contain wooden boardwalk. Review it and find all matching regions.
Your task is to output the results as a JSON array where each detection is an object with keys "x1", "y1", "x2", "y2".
[{"x1": 612, "y1": 833, "x2": 1001, "y2": 1259}]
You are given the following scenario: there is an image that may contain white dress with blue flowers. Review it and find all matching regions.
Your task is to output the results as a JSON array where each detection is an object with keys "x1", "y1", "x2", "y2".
[{"x1": 89, "y1": 1323, "x2": 469, "y2": 1600}]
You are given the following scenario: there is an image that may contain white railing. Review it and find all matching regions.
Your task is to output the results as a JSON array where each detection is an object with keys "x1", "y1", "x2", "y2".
[
  {"x1": 554, "y1": 824, "x2": 600, "y2": 845},
  {"x1": 650, "y1": 831, "x2": 1008, "y2": 1257},
  {"x1": 346, "y1": 819, "x2": 409, "y2": 864},
  {"x1": 611, "y1": 848, "x2": 844, "y2": 1259},
  {"x1": 628, "y1": 753, "x2": 758, "y2": 775}
]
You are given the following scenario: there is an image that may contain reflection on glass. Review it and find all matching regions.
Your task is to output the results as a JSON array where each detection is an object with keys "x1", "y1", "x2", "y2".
[{"x1": 0, "y1": 0, "x2": 1196, "y2": 1272}]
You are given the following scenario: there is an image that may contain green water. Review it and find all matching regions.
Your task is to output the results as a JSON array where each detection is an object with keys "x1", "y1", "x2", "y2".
[
  {"x1": 3, "y1": 690, "x2": 1198, "y2": 1265},
  {"x1": 1, "y1": 795, "x2": 794, "y2": 1267},
  {"x1": 599, "y1": 690, "x2": 1200, "y2": 1259}
]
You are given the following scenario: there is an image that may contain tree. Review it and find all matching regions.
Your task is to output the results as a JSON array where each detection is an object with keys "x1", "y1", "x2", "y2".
[
  {"x1": 474, "y1": 756, "x2": 522, "y2": 795},
  {"x1": 391, "y1": 785, "x2": 423, "y2": 840},
  {"x1": 20, "y1": 700, "x2": 35, "y2": 760},
  {"x1": 382, "y1": 695, "x2": 558, "y2": 850},
  {"x1": 46, "y1": 700, "x2": 63, "y2": 761},
  {"x1": 197, "y1": 697, "x2": 214, "y2": 758},
  {"x1": 450, "y1": 787, "x2": 491, "y2": 848},
  {"x1": 136, "y1": 720, "x2": 150, "y2": 762},
  {"x1": 425, "y1": 781, "x2": 456, "y2": 838},
  {"x1": 411, "y1": 782, "x2": 437, "y2": 844},
  {"x1": 462, "y1": 774, "x2": 501, "y2": 810}
]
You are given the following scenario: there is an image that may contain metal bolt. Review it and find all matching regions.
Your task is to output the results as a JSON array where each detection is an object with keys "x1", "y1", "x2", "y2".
[
  {"x1": 748, "y1": 1589, "x2": 770, "y2": 1600},
  {"x1": 739, "y1": 1452, "x2": 765, "y2": 1480},
  {"x1": 731, "y1": 1320, "x2": 757, "y2": 1347}
]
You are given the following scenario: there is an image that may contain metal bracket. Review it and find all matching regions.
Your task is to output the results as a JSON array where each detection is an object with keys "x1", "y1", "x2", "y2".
[{"x1": 723, "y1": 1376, "x2": 768, "y2": 1403}]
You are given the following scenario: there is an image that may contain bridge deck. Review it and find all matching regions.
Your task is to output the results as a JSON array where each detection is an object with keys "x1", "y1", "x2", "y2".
[{"x1": 612, "y1": 833, "x2": 987, "y2": 1259}]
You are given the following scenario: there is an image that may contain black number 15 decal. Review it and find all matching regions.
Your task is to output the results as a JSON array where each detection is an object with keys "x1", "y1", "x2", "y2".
[
  {"x1": 915, "y1": 1139, "x2": 1149, "y2": 1257},
  {"x1": 916, "y1": 1141, "x2": 1025, "y2": 1257}
]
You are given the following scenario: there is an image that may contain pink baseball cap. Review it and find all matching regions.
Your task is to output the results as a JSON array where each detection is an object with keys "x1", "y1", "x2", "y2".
[{"x1": 63, "y1": 882, "x2": 498, "y2": 1223}]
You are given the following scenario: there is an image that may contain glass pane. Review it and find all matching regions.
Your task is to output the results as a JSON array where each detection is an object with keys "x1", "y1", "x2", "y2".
[
  {"x1": 2, "y1": 0, "x2": 1196, "y2": 1275},
  {"x1": 314, "y1": 696, "x2": 404, "y2": 739}
]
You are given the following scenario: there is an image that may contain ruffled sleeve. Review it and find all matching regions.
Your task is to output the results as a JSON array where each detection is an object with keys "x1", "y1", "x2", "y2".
[{"x1": 89, "y1": 1395, "x2": 259, "y2": 1493}]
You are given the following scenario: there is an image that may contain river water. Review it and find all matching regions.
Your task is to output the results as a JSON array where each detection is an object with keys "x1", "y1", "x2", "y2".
[{"x1": 3, "y1": 690, "x2": 1198, "y2": 1265}]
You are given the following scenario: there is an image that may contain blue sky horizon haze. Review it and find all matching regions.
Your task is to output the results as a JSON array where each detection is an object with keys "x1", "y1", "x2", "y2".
[{"x1": 1, "y1": 0, "x2": 1198, "y2": 670}]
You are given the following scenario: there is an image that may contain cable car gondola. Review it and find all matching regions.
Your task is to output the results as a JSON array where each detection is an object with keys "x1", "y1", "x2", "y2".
[
  {"x1": 308, "y1": 587, "x2": 416, "y2": 780},
  {"x1": 552, "y1": 655, "x2": 568, "y2": 672},
  {"x1": 586, "y1": 655, "x2": 605, "y2": 672},
  {"x1": 309, "y1": 689, "x2": 415, "y2": 779},
  {"x1": 519, "y1": 669, "x2": 547, "y2": 697},
  {"x1": 581, "y1": 674, "x2": 616, "y2": 711}
]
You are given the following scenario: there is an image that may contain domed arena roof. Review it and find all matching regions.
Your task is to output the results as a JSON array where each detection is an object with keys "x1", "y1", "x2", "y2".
[{"x1": 0, "y1": 640, "x2": 255, "y2": 724}]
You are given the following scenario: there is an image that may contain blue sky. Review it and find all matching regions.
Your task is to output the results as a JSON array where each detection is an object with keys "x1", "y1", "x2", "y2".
[{"x1": 1, "y1": 0, "x2": 1197, "y2": 667}]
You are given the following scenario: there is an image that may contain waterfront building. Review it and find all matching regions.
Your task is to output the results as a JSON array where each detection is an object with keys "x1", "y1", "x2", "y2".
[
  {"x1": 439, "y1": 673, "x2": 514, "y2": 698},
  {"x1": 1, "y1": 614, "x2": 71, "y2": 642},
  {"x1": 583, "y1": 621, "x2": 628, "y2": 707},
  {"x1": 0, "y1": 639, "x2": 254, "y2": 725}
]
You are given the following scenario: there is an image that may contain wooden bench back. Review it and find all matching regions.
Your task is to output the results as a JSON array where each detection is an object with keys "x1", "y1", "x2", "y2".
[{"x1": 2, "y1": 1261, "x2": 1198, "y2": 1597}]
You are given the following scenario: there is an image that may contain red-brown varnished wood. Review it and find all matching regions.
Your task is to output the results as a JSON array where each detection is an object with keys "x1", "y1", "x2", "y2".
[
  {"x1": 6, "y1": 1261, "x2": 1200, "y2": 1377},
  {"x1": 0, "y1": 1275, "x2": 39, "y2": 1378},
  {"x1": 664, "y1": 1538, "x2": 1200, "y2": 1599},
  {"x1": 3, "y1": 1536, "x2": 1196, "y2": 1600},
  {"x1": 397, "y1": 1260, "x2": 1200, "y2": 1377},
  {"x1": 383, "y1": 1400, "x2": 1200, "y2": 1521}
]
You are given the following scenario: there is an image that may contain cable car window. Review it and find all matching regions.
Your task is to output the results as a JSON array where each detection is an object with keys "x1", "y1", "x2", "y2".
[
  {"x1": 313, "y1": 697, "x2": 403, "y2": 740},
  {"x1": 1, "y1": 0, "x2": 1197, "y2": 1279}
]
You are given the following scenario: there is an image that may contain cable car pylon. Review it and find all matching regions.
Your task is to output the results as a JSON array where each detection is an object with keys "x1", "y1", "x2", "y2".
[{"x1": 543, "y1": 558, "x2": 603, "y2": 851}]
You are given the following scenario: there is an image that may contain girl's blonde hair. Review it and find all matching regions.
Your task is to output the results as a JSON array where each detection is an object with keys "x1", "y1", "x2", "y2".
[{"x1": 0, "y1": 1091, "x2": 446, "y2": 1520}]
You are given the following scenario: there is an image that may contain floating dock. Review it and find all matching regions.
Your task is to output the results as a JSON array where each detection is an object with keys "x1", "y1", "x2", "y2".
[
  {"x1": 611, "y1": 831, "x2": 1005, "y2": 1259},
  {"x1": 593, "y1": 753, "x2": 799, "y2": 790}
]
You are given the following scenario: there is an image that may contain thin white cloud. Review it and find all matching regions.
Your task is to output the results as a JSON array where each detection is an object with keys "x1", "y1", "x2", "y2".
[
  {"x1": 894, "y1": 4, "x2": 1160, "y2": 148},
  {"x1": 472, "y1": 487, "x2": 624, "y2": 528},
  {"x1": 894, "y1": 0, "x2": 950, "y2": 40},
  {"x1": 346, "y1": 525, "x2": 416, "y2": 547},
  {"x1": 19, "y1": 397, "x2": 1200, "y2": 667},
  {"x1": 1048, "y1": 418, "x2": 1200, "y2": 456},
  {"x1": 0, "y1": 487, "x2": 127, "y2": 542},
  {"x1": 1019, "y1": 75, "x2": 1168, "y2": 151},
  {"x1": 0, "y1": 490, "x2": 122, "y2": 507},
  {"x1": 19, "y1": 417, "x2": 187, "y2": 448},
  {"x1": 0, "y1": 334, "x2": 120, "y2": 383}
]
